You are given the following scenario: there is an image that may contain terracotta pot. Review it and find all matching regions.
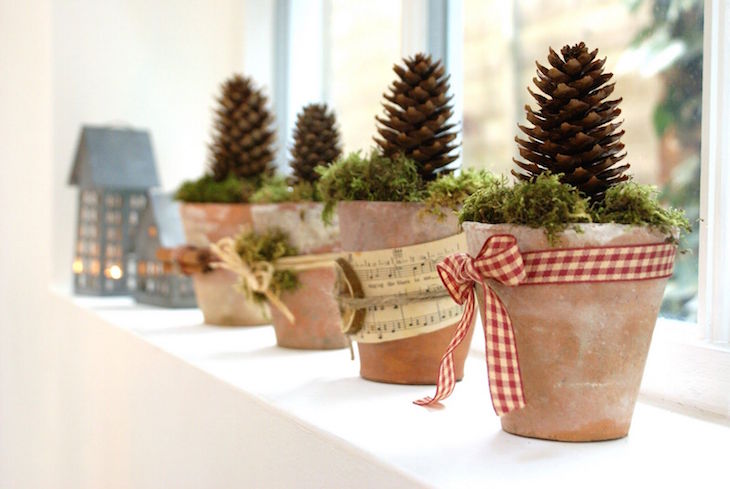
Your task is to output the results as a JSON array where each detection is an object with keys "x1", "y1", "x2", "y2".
[
  {"x1": 251, "y1": 202, "x2": 347, "y2": 350},
  {"x1": 337, "y1": 201, "x2": 475, "y2": 384},
  {"x1": 179, "y1": 203, "x2": 269, "y2": 326},
  {"x1": 463, "y1": 222, "x2": 672, "y2": 441}
]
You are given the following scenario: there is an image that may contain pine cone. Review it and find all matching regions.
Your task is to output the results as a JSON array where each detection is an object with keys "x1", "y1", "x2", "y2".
[
  {"x1": 513, "y1": 42, "x2": 629, "y2": 200},
  {"x1": 210, "y1": 74, "x2": 275, "y2": 181},
  {"x1": 290, "y1": 104, "x2": 342, "y2": 184},
  {"x1": 375, "y1": 53, "x2": 459, "y2": 180}
]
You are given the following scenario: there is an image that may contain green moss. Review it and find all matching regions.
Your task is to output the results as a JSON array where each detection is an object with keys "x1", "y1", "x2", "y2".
[
  {"x1": 459, "y1": 173, "x2": 690, "y2": 246},
  {"x1": 316, "y1": 151, "x2": 424, "y2": 223},
  {"x1": 459, "y1": 173, "x2": 592, "y2": 245},
  {"x1": 289, "y1": 181, "x2": 318, "y2": 202},
  {"x1": 592, "y1": 181, "x2": 691, "y2": 242},
  {"x1": 249, "y1": 176, "x2": 291, "y2": 203},
  {"x1": 250, "y1": 176, "x2": 318, "y2": 204},
  {"x1": 422, "y1": 169, "x2": 500, "y2": 219},
  {"x1": 233, "y1": 228, "x2": 299, "y2": 302},
  {"x1": 174, "y1": 174, "x2": 258, "y2": 203}
]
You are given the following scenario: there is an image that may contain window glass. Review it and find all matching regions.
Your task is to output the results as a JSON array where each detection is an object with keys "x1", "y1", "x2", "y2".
[
  {"x1": 462, "y1": 0, "x2": 702, "y2": 321},
  {"x1": 324, "y1": 0, "x2": 403, "y2": 153}
]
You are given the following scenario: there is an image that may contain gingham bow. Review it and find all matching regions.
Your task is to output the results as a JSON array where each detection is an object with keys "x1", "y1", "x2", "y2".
[
  {"x1": 415, "y1": 234, "x2": 527, "y2": 415},
  {"x1": 415, "y1": 233, "x2": 677, "y2": 415}
]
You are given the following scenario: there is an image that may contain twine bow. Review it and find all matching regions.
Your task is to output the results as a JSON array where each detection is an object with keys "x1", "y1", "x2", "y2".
[
  {"x1": 210, "y1": 237, "x2": 296, "y2": 323},
  {"x1": 209, "y1": 237, "x2": 345, "y2": 325},
  {"x1": 415, "y1": 235, "x2": 527, "y2": 415}
]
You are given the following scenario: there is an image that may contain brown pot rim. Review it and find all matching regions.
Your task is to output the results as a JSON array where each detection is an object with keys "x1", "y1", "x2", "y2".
[
  {"x1": 336, "y1": 200, "x2": 428, "y2": 209},
  {"x1": 180, "y1": 201, "x2": 254, "y2": 209},
  {"x1": 250, "y1": 200, "x2": 324, "y2": 209}
]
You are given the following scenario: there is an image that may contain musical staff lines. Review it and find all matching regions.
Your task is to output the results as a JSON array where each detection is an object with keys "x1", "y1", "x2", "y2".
[{"x1": 344, "y1": 234, "x2": 468, "y2": 343}]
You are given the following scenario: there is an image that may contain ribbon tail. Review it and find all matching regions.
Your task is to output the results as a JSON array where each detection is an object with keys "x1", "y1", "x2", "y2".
[
  {"x1": 480, "y1": 281, "x2": 526, "y2": 416},
  {"x1": 414, "y1": 293, "x2": 476, "y2": 406}
]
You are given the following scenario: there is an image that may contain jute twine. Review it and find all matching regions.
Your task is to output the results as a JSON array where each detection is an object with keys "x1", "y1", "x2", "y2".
[
  {"x1": 210, "y1": 237, "x2": 343, "y2": 324},
  {"x1": 332, "y1": 258, "x2": 450, "y2": 336}
]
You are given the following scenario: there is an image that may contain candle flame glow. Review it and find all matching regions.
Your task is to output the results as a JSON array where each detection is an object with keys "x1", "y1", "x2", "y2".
[{"x1": 106, "y1": 265, "x2": 123, "y2": 280}]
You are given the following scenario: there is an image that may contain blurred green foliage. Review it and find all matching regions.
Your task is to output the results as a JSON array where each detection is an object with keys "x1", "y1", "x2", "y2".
[{"x1": 628, "y1": 0, "x2": 703, "y2": 320}]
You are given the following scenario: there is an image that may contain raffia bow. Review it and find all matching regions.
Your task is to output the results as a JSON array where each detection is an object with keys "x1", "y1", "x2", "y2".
[
  {"x1": 210, "y1": 237, "x2": 344, "y2": 324},
  {"x1": 210, "y1": 237, "x2": 296, "y2": 323}
]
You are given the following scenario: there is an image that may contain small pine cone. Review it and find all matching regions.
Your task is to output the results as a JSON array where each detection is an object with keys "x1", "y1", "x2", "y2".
[
  {"x1": 513, "y1": 42, "x2": 630, "y2": 200},
  {"x1": 209, "y1": 74, "x2": 275, "y2": 181},
  {"x1": 375, "y1": 53, "x2": 459, "y2": 180},
  {"x1": 290, "y1": 104, "x2": 342, "y2": 184}
]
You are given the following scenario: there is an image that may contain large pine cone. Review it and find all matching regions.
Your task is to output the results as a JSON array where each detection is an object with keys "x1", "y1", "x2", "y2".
[
  {"x1": 513, "y1": 42, "x2": 629, "y2": 200},
  {"x1": 375, "y1": 53, "x2": 459, "y2": 180},
  {"x1": 290, "y1": 104, "x2": 342, "y2": 184},
  {"x1": 210, "y1": 74, "x2": 275, "y2": 181}
]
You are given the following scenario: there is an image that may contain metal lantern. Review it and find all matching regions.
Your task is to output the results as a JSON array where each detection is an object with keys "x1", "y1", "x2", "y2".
[
  {"x1": 134, "y1": 191, "x2": 197, "y2": 308},
  {"x1": 68, "y1": 125, "x2": 160, "y2": 295}
]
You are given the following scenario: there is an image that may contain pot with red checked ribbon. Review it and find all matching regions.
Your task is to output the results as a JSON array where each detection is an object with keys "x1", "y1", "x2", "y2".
[{"x1": 417, "y1": 222, "x2": 677, "y2": 442}]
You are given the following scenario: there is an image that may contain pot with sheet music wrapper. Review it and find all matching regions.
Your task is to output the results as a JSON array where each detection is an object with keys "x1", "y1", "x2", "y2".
[{"x1": 336, "y1": 201, "x2": 475, "y2": 385}]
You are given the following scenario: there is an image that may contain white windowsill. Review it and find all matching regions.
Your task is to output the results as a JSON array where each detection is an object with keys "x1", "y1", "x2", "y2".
[
  {"x1": 54, "y1": 287, "x2": 730, "y2": 488},
  {"x1": 640, "y1": 317, "x2": 730, "y2": 419}
]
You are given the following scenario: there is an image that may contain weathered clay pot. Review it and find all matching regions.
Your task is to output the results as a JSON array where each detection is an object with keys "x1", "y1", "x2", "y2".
[
  {"x1": 463, "y1": 222, "x2": 672, "y2": 441},
  {"x1": 179, "y1": 203, "x2": 269, "y2": 326},
  {"x1": 338, "y1": 201, "x2": 475, "y2": 384},
  {"x1": 251, "y1": 202, "x2": 347, "y2": 350}
]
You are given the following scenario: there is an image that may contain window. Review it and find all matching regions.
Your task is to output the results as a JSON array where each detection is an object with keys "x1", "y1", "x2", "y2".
[{"x1": 324, "y1": 0, "x2": 403, "y2": 153}]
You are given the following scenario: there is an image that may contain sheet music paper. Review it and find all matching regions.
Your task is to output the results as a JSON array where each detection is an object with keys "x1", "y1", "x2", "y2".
[{"x1": 343, "y1": 233, "x2": 467, "y2": 343}]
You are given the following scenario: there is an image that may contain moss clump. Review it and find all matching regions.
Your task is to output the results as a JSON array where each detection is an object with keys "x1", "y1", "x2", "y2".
[
  {"x1": 422, "y1": 169, "x2": 499, "y2": 219},
  {"x1": 233, "y1": 228, "x2": 299, "y2": 302},
  {"x1": 175, "y1": 174, "x2": 259, "y2": 203},
  {"x1": 249, "y1": 176, "x2": 291, "y2": 204},
  {"x1": 249, "y1": 176, "x2": 318, "y2": 204},
  {"x1": 316, "y1": 151, "x2": 424, "y2": 223},
  {"x1": 459, "y1": 173, "x2": 592, "y2": 245},
  {"x1": 592, "y1": 181, "x2": 691, "y2": 241},
  {"x1": 460, "y1": 174, "x2": 690, "y2": 246}
]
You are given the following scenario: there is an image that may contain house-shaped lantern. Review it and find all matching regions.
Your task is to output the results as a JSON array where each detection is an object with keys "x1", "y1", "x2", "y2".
[
  {"x1": 134, "y1": 191, "x2": 197, "y2": 308},
  {"x1": 68, "y1": 125, "x2": 160, "y2": 295}
]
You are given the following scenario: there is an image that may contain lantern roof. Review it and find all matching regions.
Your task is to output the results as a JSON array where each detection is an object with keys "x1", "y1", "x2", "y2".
[{"x1": 69, "y1": 125, "x2": 160, "y2": 190}]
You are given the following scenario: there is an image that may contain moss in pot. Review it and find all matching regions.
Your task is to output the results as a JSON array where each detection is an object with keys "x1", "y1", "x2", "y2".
[{"x1": 446, "y1": 42, "x2": 689, "y2": 442}]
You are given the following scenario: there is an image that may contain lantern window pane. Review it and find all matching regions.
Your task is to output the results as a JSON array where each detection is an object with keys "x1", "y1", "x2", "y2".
[
  {"x1": 130, "y1": 194, "x2": 147, "y2": 209},
  {"x1": 82, "y1": 190, "x2": 98, "y2": 205}
]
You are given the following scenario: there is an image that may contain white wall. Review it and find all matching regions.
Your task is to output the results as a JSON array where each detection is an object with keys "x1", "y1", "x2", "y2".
[
  {"x1": 0, "y1": 1, "x2": 271, "y2": 486},
  {"x1": 0, "y1": 0, "x2": 57, "y2": 487},
  {"x1": 52, "y1": 0, "x2": 247, "y2": 285}
]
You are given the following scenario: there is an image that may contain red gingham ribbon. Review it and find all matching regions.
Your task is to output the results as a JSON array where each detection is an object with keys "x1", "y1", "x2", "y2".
[{"x1": 415, "y1": 234, "x2": 677, "y2": 416}]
